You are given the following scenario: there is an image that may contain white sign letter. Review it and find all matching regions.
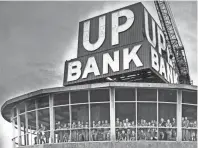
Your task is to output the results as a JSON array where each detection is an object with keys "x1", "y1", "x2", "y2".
[
  {"x1": 159, "y1": 56, "x2": 167, "y2": 80},
  {"x1": 82, "y1": 57, "x2": 100, "y2": 79},
  {"x1": 67, "y1": 61, "x2": 82, "y2": 82},
  {"x1": 157, "y1": 26, "x2": 166, "y2": 55},
  {"x1": 167, "y1": 47, "x2": 173, "y2": 67},
  {"x1": 173, "y1": 71, "x2": 179, "y2": 84},
  {"x1": 166, "y1": 63, "x2": 173, "y2": 83},
  {"x1": 103, "y1": 51, "x2": 120, "y2": 74},
  {"x1": 112, "y1": 9, "x2": 134, "y2": 45},
  {"x1": 144, "y1": 9, "x2": 157, "y2": 48},
  {"x1": 83, "y1": 15, "x2": 106, "y2": 51},
  {"x1": 123, "y1": 44, "x2": 143, "y2": 70},
  {"x1": 151, "y1": 46, "x2": 159, "y2": 71}
]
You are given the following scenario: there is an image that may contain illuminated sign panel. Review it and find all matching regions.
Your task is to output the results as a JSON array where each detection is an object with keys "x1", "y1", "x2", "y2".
[{"x1": 63, "y1": 2, "x2": 178, "y2": 86}]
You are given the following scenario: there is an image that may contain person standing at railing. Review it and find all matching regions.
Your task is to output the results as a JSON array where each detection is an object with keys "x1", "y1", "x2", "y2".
[
  {"x1": 131, "y1": 130, "x2": 136, "y2": 141},
  {"x1": 84, "y1": 122, "x2": 89, "y2": 141},
  {"x1": 55, "y1": 121, "x2": 63, "y2": 143},
  {"x1": 159, "y1": 118, "x2": 166, "y2": 140},
  {"x1": 116, "y1": 118, "x2": 120, "y2": 127},
  {"x1": 116, "y1": 129, "x2": 120, "y2": 141},
  {"x1": 120, "y1": 130, "x2": 127, "y2": 141},
  {"x1": 40, "y1": 124, "x2": 46, "y2": 144},
  {"x1": 78, "y1": 130, "x2": 84, "y2": 141},
  {"x1": 182, "y1": 117, "x2": 185, "y2": 140},
  {"x1": 153, "y1": 128, "x2": 158, "y2": 140},
  {"x1": 91, "y1": 129, "x2": 97, "y2": 141},
  {"x1": 62, "y1": 123, "x2": 70, "y2": 142},
  {"x1": 172, "y1": 118, "x2": 176, "y2": 127},
  {"x1": 146, "y1": 128, "x2": 151, "y2": 140},
  {"x1": 33, "y1": 126, "x2": 41, "y2": 144},
  {"x1": 101, "y1": 120, "x2": 105, "y2": 127},
  {"x1": 138, "y1": 129, "x2": 146, "y2": 140},
  {"x1": 193, "y1": 121, "x2": 197, "y2": 141},
  {"x1": 33, "y1": 124, "x2": 45, "y2": 144},
  {"x1": 171, "y1": 118, "x2": 176, "y2": 141},
  {"x1": 71, "y1": 122, "x2": 77, "y2": 142},
  {"x1": 126, "y1": 128, "x2": 132, "y2": 141},
  {"x1": 184, "y1": 117, "x2": 190, "y2": 141},
  {"x1": 103, "y1": 120, "x2": 109, "y2": 140},
  {"x1": 166, "y1": 119, "x2": 172, "y2": 141},
  {"x1": 131, "y1": 121, "x2": 135, "y2": 127},
  {"x1": 172, "y1": 129, "x2": 177, "y2": 141},
  {"x1": 125, "y1": 118, "x2": 131, "y2": 127},
  {"x1": 76, "y1": 121, "x2": 81, "y2": 142},
  {"x1": 81, "y1": 122, "x2": 85, "y2": 142},
  {"x1": 92, "y1": 121, "x2": 96, "y2": 128}
]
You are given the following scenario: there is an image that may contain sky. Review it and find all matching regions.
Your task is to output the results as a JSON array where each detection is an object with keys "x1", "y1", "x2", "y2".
[{"x1": 0, "y1": 1, "x2": 197, "y2": 148}]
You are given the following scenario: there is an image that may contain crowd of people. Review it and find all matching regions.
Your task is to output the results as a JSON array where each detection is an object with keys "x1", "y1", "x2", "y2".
[
  {"x1": 55, "y1": 120, "x2": 111, "y2": 142},
  {"x1": 115, "y1": 118, "x2": 177, "y2": 141},
  {"x1": 34, "y1": 124, "x2": 50, "y2": 144},
  {"x1": 32, "y1": 117, "x2": 197, "y2": 144},
  {"x1": 91, "y1": 120, "x2": 110, "y2": 141},
  {"x1": 182, "y1": 117, "x2": 197, "y2": 141}
]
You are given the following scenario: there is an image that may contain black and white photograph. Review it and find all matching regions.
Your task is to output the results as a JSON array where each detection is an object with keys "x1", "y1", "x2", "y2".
[{"x1": 0, "y1": 1, "x2": 197, "y2": 148}]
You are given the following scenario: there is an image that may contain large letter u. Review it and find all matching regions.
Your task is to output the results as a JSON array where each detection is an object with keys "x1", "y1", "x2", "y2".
[{"x1": 83, "y1": 15, "x2": 106, "y2": 51}]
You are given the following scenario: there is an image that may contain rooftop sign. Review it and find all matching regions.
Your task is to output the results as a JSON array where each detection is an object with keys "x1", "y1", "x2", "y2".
[{"x1": 63, "y1": 2, "x2": 178, "y2": 86}]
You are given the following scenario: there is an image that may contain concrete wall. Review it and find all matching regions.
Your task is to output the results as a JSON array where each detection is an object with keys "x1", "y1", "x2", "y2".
[{"x1": 20, "y1": 142, "x2": 197, "y2": 148}]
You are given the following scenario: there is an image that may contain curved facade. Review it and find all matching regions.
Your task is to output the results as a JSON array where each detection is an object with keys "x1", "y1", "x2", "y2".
[{"x1": 1, "y1": 82, "x2": 198, "y2": 148}]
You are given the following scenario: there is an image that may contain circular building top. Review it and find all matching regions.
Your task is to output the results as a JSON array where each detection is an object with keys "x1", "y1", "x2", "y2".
[{"x1": 1, "y1": 82, "x2": 197, "y2": 122}]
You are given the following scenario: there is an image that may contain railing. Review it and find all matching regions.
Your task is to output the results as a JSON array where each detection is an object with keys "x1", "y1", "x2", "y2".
[{"x1": 11, "y1": 126, "x2": 197, "y2": 147}]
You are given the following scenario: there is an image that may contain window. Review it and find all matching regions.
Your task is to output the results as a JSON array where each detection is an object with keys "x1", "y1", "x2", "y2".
[
  {"x1": 54, "y1": 92, "x2": 69, "y2": 106},
  {"x1": 19, "y1": 114, "x2": 26, "y2": 146},
  {"x1": 37, "y1": 95, "x2": 49, "y2": 109},
  {"x1": 12, "y1": 117, "x2": 18, "y2": 145},
  {"x1": 182, "y1": 104, "x2": 197, "y2": 141},
  {"x1": 13, "y1": 107, "x2": 17, "y2": 117},
  {"x1": 137, "y1": 89, "x2": 157, "y2": 101},
  {"x1": 18, "y1": 102, "x2": 25, "y2": 114},
  {"x1": 71, "y1": 104, "x2": 89, "y2": 142},
  {"x1": 27, "y1": 111, "x2": 36, "y2": 145},
  {"x1": 54, "y1": 106, "x2": 70, "y2": 143},
  {"x1": 90, "y1": 103, "x2": 110, "y2": 141},
  {"x1": 38, "y1": 109, "x2": 50, "y2": 144},
  {"x1": 182, "y1": 90, "x2": 197, "y2": 104},
  {"x1": 71, "y1": 91, "x2": 88, "y2": 104},
  {"x1": 26, "y1": 100, "x2": 35, "y2": 111},
  {"x1": 182, "y1": 90, "x2": 197, "y2": 142},
  {"x1": 158, "y1": 104, "x2": 177, "y2": 141},
  {"x1": 158, "y1": 89, "x2": 177, "y2": 102},
  {"x1": 115, "y1": 88, "x2": 135, "y2": 101},
  {"x1": 115, "y1": 103, "x2": 136, "y2": 141},
  {"x1": 90, "y1": 89, "x2": 109, "y2": 102},
  {"x1": 137, "y1": 103, "x2": 157, "y2": 140}
]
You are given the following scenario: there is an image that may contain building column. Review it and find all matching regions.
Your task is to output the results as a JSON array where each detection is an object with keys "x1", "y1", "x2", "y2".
[
  {"x1": 88, "y1": 90, "x2": 91, "y2": 141},
  {"x1": 11, "y1": 108, "x2": 16, "y2": 148},
  {"x1": 110, "y1": 87, "x2": 115, "y2": 141},
  {"x1": 197, "y1": 92, "x2": 198, "y2": 142},
  {"x1": 69, "y1": 92, "x2": 72, "y2": 142},
  {"x1": 49, "y1": 94, "x2": 55, "y2": 143},
  {"x1": 135, "y1": 88, "x2": 137, "y2": 141},
  {"x1": 16, "y1": 106, "x2": 22, "y2": 146},
  {"x1": 157, "y1": 89, "x2": 159, "y2": 141},
  {"x1": 35, "y1": 100, "x2": 39, "y2": 144},
  {"x1": 24, "y1": 103, "x2": 29, "y2": 145},
  {"x1": 177, "y1": 90, "x2": 182, "y2": 141}
]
